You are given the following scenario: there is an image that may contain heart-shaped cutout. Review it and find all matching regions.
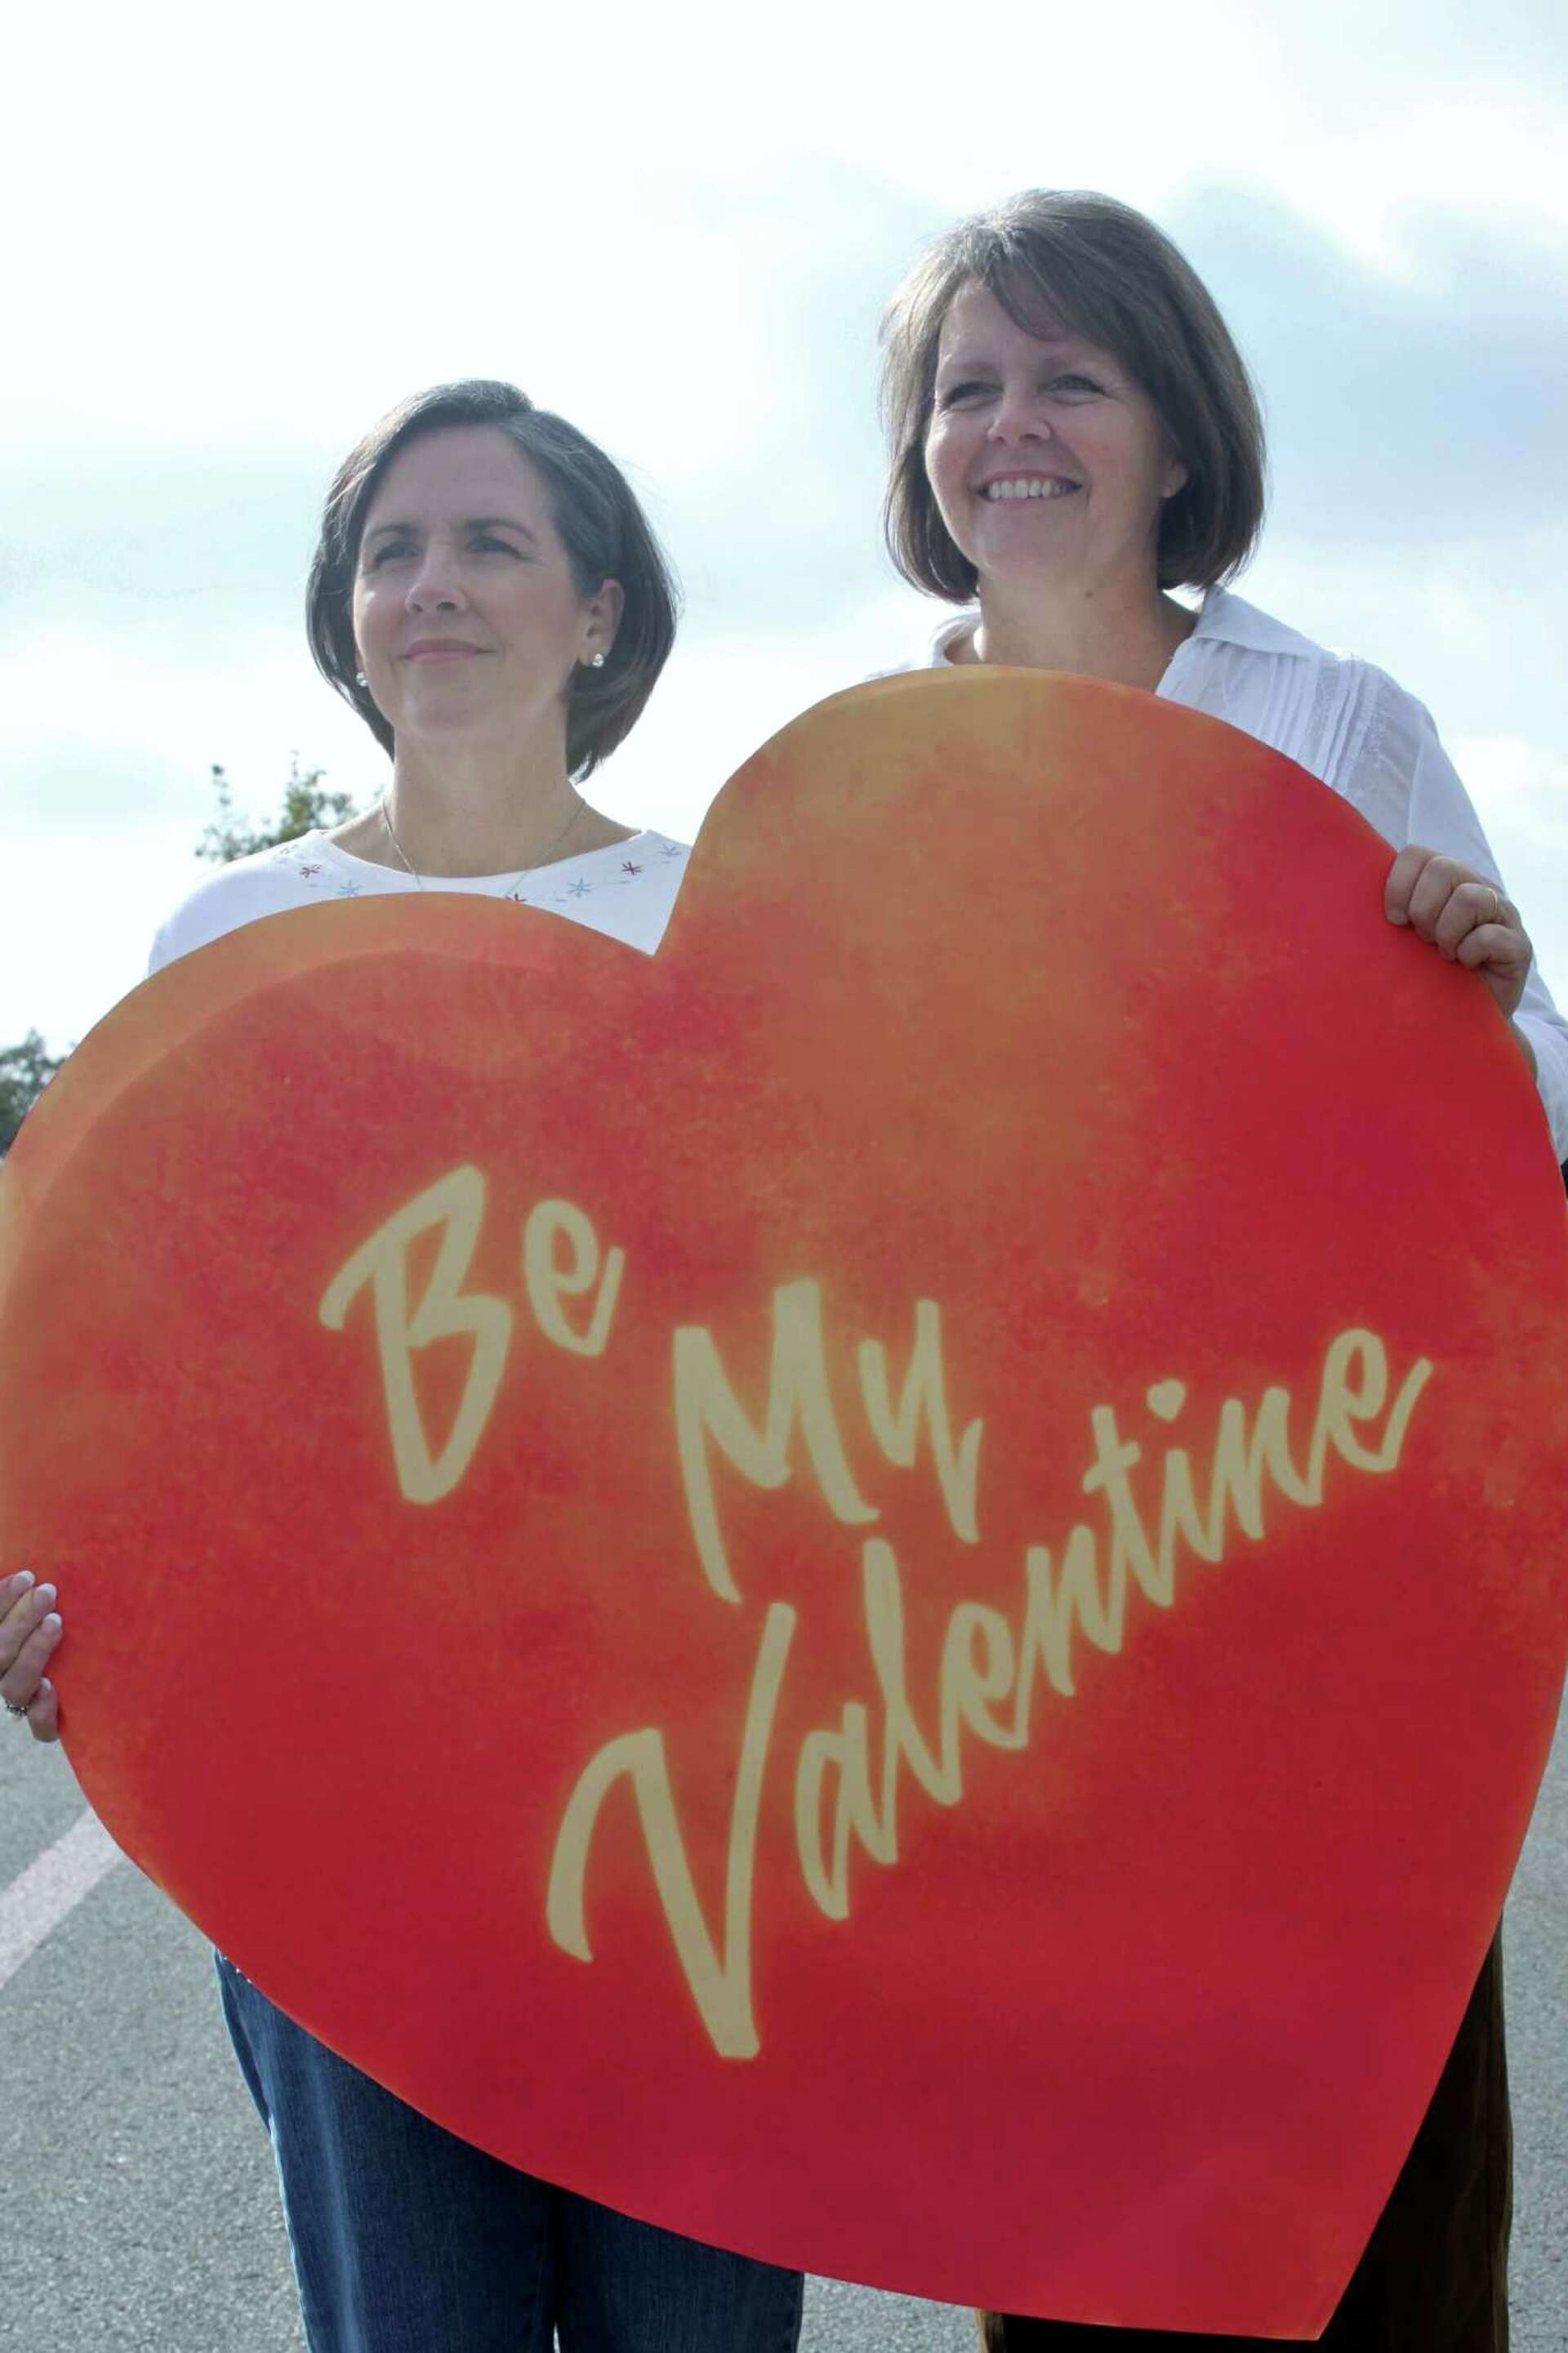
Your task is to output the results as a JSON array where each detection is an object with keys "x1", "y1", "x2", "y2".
[{"x1": 4, "y1": 673, "x2": 1566, "y2": 2337}]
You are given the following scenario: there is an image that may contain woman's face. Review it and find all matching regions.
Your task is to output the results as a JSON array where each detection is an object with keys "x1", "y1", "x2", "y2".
[
  {"x1": 352, "y1": 425, "x2": 620, "y2": 751},
  {"x1": 923, "y1": 279, "x2": 1187, "y2": 599}
]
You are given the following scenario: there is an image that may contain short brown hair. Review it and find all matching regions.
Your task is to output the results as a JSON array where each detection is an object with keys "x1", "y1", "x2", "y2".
[
  {"x1": 306, "y1": 380, "x2": 679, "y2": 778},
  {"x1": 880, "y1": 190, "x2": 1266, "y2": 599}
]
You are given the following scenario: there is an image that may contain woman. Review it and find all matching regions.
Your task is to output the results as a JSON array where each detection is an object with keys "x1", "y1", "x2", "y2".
[
  {"x1": 878, "y1": 190, "x2": 1568, "y2": 2352},
  {"x1": 0, "y1": 379, "x2": 804, "y2": 2353}
]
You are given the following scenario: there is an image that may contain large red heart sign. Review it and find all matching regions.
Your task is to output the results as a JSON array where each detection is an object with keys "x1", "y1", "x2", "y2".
[{"x1": 3, "y1": 674, "x2": 1566, "y2": 2337}]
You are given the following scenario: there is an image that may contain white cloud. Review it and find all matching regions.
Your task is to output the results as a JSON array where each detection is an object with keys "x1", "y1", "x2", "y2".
[
  {"x1": 0, "y1": 620, "x2": 370, "y2": 827},
  {"x1": 2, "y1": 827, "x2": 199, "y2": 1050},
  {"x1": 4, "y1": 0, "x2": 1566, "y2": 1062}
]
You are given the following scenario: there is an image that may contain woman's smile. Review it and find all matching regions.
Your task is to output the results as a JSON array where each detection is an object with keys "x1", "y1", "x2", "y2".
[
  {"x1": 975, "y1": 475, "x2": 1080, "y2": 502},
  {"x1": 924, "y1": 280, "x2": 1183, "y2": 591}
]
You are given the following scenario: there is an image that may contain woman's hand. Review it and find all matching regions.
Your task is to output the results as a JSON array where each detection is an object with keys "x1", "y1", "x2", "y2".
[
  {"x1": 1385, "y1": 845, "x2": 1535, "y2": 1025},
  {"x1": 1, "y1": 1571, "x2": 61, "y2": 1743}
]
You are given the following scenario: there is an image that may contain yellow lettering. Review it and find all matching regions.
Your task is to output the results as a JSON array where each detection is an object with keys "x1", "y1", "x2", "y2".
[
  {"x1": 798, "y1": 1559, "x2": 1022, "y2": 1927},
  {"x1": 1015, "y1": 1522, "x2": 1121, "y2": 1725},
  {"x1": 318, "y1": 1165, "x2": 511, "y2": 1504},
  {"x1": 672, "y1": 1279, "x2": 878, "y2": 1603},
  {"x1": 941, "y1": 1602, "x2": 1024, "y2": 1758},
  {"x1": 1082, "y1": 1405, "x2": 1168, "y2": 1606},
  {"x1": 546, "y1": 1601, "x2": 796, "y2": 2060},
  {"x1": 799, "y1": 1560, "x2": 1029, "y2": 1928},
  {"x1": 567, "y1": 1315, "x2": 1437, "y2": 2034},
  {"x1": 1157, "y1": 1444, "x2": 1227, "y2": 1572},
  {"x1": 863, "y1": 1537, "x2": 963, "y2": 1826},
  {"x1": 795, "y1": 1704, "x2": 890, "y2": 1920},
  {"x1": 1208, "y1": 1385, "x2": 1319, "y2": 1537},
  {"x1": 1310, "y1": 1330, "x2": 1434, "y2": 1484},
  {"x1": 858, "y1": 1300, "x2": 984, "y2": 1542},
  {"x1": 523, "y1": 1198, "x2": 625, "y2": 1357}
]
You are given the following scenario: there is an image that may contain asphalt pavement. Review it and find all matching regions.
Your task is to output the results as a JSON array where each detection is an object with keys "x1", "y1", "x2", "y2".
[{"x1": 3, "y1": 1698, "x2": 1562, "y2": 2353}]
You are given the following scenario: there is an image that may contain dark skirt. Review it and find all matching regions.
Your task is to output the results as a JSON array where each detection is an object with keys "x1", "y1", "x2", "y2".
[{"x1": 979, "y1": 1939, "x2": 1510, "y2": 2352}]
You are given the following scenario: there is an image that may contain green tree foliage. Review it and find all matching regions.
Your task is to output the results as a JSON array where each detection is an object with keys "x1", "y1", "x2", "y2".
[
  {"x1": 0, "y1": 1031, "x2": 65, "y2": 1155},
  {"x1": 198, "y1": 754, "x2": 359, "y2": 864}
]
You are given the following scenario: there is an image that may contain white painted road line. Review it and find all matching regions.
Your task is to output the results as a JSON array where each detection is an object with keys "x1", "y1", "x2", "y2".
[{"x1": 0, "y1": 1813, "x2": 122, "y2": 1992}]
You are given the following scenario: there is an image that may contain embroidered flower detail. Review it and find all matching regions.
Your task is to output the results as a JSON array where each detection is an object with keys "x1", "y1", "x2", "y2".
[
  {"x1": 621, "y1": 860, "x2": 644, "y2": 877},
  {"x1": 566, "y1": 879, "x2": 594, "y2": 898},
  {"x1": 335, "y1": 882, "x2": 363, "y2": 898},
  {"x1": 296, "y1": 862, "x2": 323, "y2": 880},
  {"x1": 658, "y1": 841, "x2": 686, "y2": 860}
]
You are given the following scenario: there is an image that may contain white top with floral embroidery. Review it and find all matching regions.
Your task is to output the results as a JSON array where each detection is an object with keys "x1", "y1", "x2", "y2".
[
  {"x1": 905, "y1": 588, "x2": 1568, "y2": 1160},
  {"x1": 148, "y1": 827, "x2": 691, "y2": 977}
]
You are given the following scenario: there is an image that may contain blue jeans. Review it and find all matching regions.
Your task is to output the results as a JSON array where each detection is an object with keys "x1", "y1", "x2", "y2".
[{"x1": 217, "y1": 1958, "x2": 805, "y2": 2353}]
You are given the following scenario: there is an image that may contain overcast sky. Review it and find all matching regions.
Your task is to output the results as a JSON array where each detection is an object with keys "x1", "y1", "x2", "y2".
[{"x1": 5, "y1": 0, "x2": 1566, "y2": 1053}]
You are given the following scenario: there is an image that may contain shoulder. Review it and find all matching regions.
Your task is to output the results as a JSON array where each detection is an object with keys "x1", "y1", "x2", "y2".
[
  {"x1": 514, "y1": 830, "x2": 692, "y2": 955},
  {"x1": 1194, "y1": 591, "x2": 1430, "y2": 721},
  {"x1": 1182, "y1": 589, "x2": 1332, "y2": 667},
  {"x1": 1180, "y1": 590, "x2": 1437, "y2": 727},
  {"x1": 148, "y1": 834, "x2": 347, "y2": 974},
  {"x1": 872, "y1": 607, "x2": 978, "y2": 681},
  {"x1": 1170, "y1": 590, "x2": 1440, "y2": 824}
]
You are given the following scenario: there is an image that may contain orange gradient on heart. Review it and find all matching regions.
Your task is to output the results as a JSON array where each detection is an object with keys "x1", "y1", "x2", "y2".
[{"x1": 2, "y1": 672, "x2": 1565, "y2": 2336}]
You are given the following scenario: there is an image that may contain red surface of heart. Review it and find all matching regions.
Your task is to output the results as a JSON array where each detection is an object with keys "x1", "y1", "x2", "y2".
[{"x1": 4, "y1": 673, "x2": 1566, "y2": 2337}]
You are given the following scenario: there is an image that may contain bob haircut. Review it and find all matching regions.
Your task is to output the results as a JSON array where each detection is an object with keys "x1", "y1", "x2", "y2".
[
  {"x1": 880, "y1": 190, "x2": 1267, "y2": 599},
  {"x1": 306, "y1": 379, "x2": 679, "y2": 780}
]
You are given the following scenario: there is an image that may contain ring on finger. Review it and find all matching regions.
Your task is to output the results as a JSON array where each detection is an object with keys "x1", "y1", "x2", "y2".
[{"x1": 4, "y1": 1696, "x2": 33, "y2": 1721}]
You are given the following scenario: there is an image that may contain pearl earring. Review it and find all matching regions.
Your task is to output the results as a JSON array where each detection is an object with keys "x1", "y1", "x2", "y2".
[
  {"x1": 590, "y1": 653, "x2": 606, "y2": 669},
  {"x1": 354, "y1": 671, "x2": 368, "y2": 688}
]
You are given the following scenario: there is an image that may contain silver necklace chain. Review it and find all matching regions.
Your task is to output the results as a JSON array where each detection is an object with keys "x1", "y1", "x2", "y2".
[{"x1": 380, "y1": 793, "x2": 586, "y2": 898}]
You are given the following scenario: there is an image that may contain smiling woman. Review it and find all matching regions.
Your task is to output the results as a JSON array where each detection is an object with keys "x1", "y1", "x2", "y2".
[
  {"x1": 875, "y1": 191, "x2": 1568, "y2": 2353},
  {"x1": 882, "y1": 189, "x2": 1264, "y2": 687}
]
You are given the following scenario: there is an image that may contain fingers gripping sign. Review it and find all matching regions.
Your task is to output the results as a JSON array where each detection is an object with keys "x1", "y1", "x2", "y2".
[
  {"x1": 1385, "y1": 843, "x2": 1535, "y2": 1026},
  {"x1": 0, "y1": 1569, "x2": 62, "y2": 1741}
]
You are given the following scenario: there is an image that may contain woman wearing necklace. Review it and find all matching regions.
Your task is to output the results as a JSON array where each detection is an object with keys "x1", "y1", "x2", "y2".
[
  {"x1": 2, "y1": 379, "x2": 804, "y2": 2353},
  {"x1": 143, "y1": 381, "x2": 691, "y2": 969},
  {"x1": 877, "y1": 191, "x2": 1568, "y2": 2353}
]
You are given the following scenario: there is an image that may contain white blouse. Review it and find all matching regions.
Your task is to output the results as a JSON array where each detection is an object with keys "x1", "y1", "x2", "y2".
[
  {"x1": 914, "y1": 589, "x2": 1568, "y2": 1161},
  {"x1": 148, "y1": 828, "x2": 691, "y2": 975}
]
